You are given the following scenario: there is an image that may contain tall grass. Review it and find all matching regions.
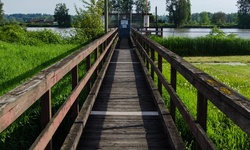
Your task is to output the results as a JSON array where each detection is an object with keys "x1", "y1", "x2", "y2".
[
  {"x1": 150, "y1": 35, "x2": 250, "y2": 56},
  {"x1": 0, "y1": 43, "x2": 79, "y2": 149},
  {"x1": 0, "y1": 41, "x2": 79, "y2": 96}
]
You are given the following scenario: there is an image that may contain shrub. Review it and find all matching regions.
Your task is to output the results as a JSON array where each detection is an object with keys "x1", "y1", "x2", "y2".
[
  {"x1": 27, "y1": 29, "x2": 63, "y2": 44},
  {"x1": 0, "y1": 24, "x2": 75, "y2": 45},
  {"x1": 0, "y1": 24, "x2": 27, "y2": 43}
]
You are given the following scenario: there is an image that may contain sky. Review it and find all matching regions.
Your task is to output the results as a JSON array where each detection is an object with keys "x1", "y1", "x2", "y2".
[{"x1": 1, "y1": 0, "x2": 238, "y2": 15}]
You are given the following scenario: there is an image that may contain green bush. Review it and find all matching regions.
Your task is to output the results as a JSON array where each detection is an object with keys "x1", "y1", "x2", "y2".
[
  {"x1": 0, "y1": 24, "x2": 27, "y2": 43},
  {"x1": 27, "y1": 29, "x2": 63, "y2": 44},
  {"x1": 0, "y1": 24, "x2": 77, "y2": 45}
]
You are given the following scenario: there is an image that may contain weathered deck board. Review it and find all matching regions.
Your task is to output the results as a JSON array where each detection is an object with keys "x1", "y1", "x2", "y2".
[{"x1": 76, "y1": 38, "x2": 173, "y2": 149}]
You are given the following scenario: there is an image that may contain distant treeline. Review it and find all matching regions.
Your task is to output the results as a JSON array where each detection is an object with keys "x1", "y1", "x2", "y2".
[
  {"x1": 4, "y1": 13, "x2": 53, "y2": 23},
  {"x1": 3, "y1": 12, "x2": 239, "y2": 28},
  {"x1": 3, "y1": 13, "x2": 74, "y2": 27},
  {"x1": 154, "y1": 12, "x2": 238, "y2": 28}
]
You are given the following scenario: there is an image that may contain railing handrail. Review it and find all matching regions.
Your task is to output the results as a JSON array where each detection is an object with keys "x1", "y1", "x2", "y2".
[
  {"x1": 0, "y1": 28, "x2": 118, "y2": 149},
  {"x1": 131, "y1": 28, "x2": 250, "y2": 149},
  {"x1": 137, "y1": 27, "x2": 163, "y2": 37}
]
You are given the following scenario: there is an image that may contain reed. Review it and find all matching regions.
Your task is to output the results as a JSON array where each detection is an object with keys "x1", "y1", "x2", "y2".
[{"x1": 150, "y1": 35, "x2": 250, "y2": 56}]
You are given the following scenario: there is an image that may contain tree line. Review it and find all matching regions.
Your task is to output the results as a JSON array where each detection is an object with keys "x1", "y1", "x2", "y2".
[
  {"x1": 165, "y1": 0, "x2": 250, "y2": 28},
  {"x1": 189, "y1": 12, "x2": 238, "y2": 27}
]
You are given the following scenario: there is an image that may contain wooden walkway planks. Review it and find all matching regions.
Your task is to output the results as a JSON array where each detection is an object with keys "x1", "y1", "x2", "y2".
[{"x1": 76, "y1": 38, "x2": 173, "y2": 149}]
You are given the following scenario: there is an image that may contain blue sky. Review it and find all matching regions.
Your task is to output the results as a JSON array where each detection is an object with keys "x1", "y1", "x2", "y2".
[{"x1": 1, "y1": 0, "x2": 238, "y2": 15}]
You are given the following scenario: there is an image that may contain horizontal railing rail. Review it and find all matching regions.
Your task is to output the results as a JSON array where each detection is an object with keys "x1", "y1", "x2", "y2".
[
  {"x1": 136, "y1": 27, "x2": 163, "y2": 37},
  {"x1": 131, "y1": 28, "x2": 250, "y2": 150},
  {"x1": 0, "y1": 28, "x2": 118, "y2": 149}
]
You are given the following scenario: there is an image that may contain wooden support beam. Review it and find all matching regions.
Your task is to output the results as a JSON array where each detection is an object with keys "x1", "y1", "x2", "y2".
[
  {"x1": 151, "y1": 48, "x2": 155, "y2": 80},
  {"x1": 40, "y1": 90, "x2": 52, "y2": 150},
  {"x1": 170, "y1": 66, "x2": 177, "y2": 122},
  {"x1": 158, "y1": 55, "x2": 162, "y2": 95},
  {"x1": 86, "y1": 55, "x2": 91, "y2": 94},
  {"x1": 71, "y1": 65, "x2": 79, "y2": 120}
]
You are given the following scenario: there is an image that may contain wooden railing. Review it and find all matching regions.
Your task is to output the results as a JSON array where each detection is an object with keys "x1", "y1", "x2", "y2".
[
  {"x1": 131, "y1": 28, "x2": 250, "y2": 149},
  {"x1": 137, "y1": 27, "x2": 163, "y2": 37},
  {"x1": 0, "y1": 28, "x2": 118, "y2": 149}
]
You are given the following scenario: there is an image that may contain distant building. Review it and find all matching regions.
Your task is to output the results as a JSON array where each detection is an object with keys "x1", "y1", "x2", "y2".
[{"x1": 28, "y1": 18, "x2": 56, "y2": 26}]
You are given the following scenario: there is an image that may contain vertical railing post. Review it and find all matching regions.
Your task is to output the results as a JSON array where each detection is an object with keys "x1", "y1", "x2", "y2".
[
  {"x1": 196, "y1": 91, "x2": 208, "y2": 149},
  {"x1": 143, "y1": 40, "x2": 146, "y2": 62},
  {"x1": 104, "y1": 39, "x2": 108, "y2": 61},
  {"x1": 197, "y1": 91, "x2": 208, "y2": 131},
  {"x1": 158, "y1": 54, "x2": 162, "y2": 95},
  {"x1": 170, "y1": 66, "x2": 177, "y2": 122},
  {"x1": 86, "y1": 55, "x2": 91, "y2": 94},
  {"x1": 40, "y1": 90, "x2": 52, "y2": 150},
  {"x1": 161, "y1": 27, "x2": 163, "y2": 37},
  {"x1": 151, "y1": 48, "x2": 155, "y2": 80},
  {"x1": 94, "y1": 48, "x2": 98, "y2": 77},
  {"x1": 140, "y1": 41, "x2": 146, "y2": 62},
  {"x1": 143, "y1": 43, "x2": 146, "y2": 62},
  {"x1": 71, "y1": 65, "x2": 79, "y2": 120},
  {"x1": 146, "y1": 45, "x2": 149, "y2": 70},
  {"x1": 101, "y1": 42, "x2": 105, "y2": 64}
]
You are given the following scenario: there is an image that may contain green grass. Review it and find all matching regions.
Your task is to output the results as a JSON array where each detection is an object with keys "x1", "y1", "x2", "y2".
[
  {"x1": 0, "y1": 40, "x2": 83, "y2": 149},
  {"x1": 184, "y1": 55, "x2": 250, "y2": 63},
  {"x1": 184, "y1": 56, "x2": 250, "y2": 98},
  {"x1": 0, "y1": 41, "x2": 79, "y2": 96},
  {"x1": 160, "y1": 56, "x2": 250, "y2": 149}
]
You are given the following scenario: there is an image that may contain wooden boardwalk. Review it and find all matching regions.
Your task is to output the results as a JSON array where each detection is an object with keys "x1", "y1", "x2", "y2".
[{"x1": 76, "y1": 38, "x2": 174, "y2": 149}]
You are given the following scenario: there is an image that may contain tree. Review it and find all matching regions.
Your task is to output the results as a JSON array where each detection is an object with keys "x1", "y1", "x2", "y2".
[
  {"x1": 237, "y1": 0, "x2": 250, "y2": 28},
  {"x1": 227, "y1": 13, "x2": 238, "y2": 24},
  {"x1": 166, "y1": 0, "x2": 191, "y2": 28},
  {"x1": 121, "y1": 0, "x2": 134, "y2": 13},
  {"x1": 110, "y1": 0, "x2": 134, "y2": 13},
  {"x1": 186, "y1": 0, "x2": 191, "y2": 21},
  {"x1": 0, "y1": 1, "x2": 4, "y2": 24},
  {"x1": 200, "y1": 11, "x2": 210, "y2": 25},
  {"x1": 134, "y1": 0, "x2": 151, "y2": 13},
  {"x1": 74, "y1": 0, "x2": 104, "y2": 41},
  {"x1": 54, "y1": 3, "x2": 71, "y2": 27},
  {"x1": 110, "y1": 0, "x2": 120, "y2": 12},
  {"x1": 212, "y1": 12, "x2": 226, "y2": 25}
]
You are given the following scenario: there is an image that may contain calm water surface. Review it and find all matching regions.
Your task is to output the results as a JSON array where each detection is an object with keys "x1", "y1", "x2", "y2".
[
  {"x1": 27, "y1": 27, "x2": 75, "y2": 37},
  {"x1": 27, "y1": 27, "x2": 250, "y2": 39}
]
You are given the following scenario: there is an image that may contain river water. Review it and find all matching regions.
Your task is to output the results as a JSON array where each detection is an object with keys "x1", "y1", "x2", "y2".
[
  {"x1": 27, "y1": 27, "x2": 74, "y2": 37},
  {"x1": 27, "y1": 27, "x2": 250, "y2": 39}
]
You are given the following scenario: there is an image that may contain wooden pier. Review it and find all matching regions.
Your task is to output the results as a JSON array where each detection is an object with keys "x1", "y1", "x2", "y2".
[{"x1": 75, "y1": 38, "x2": 182, "y2": 149}]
